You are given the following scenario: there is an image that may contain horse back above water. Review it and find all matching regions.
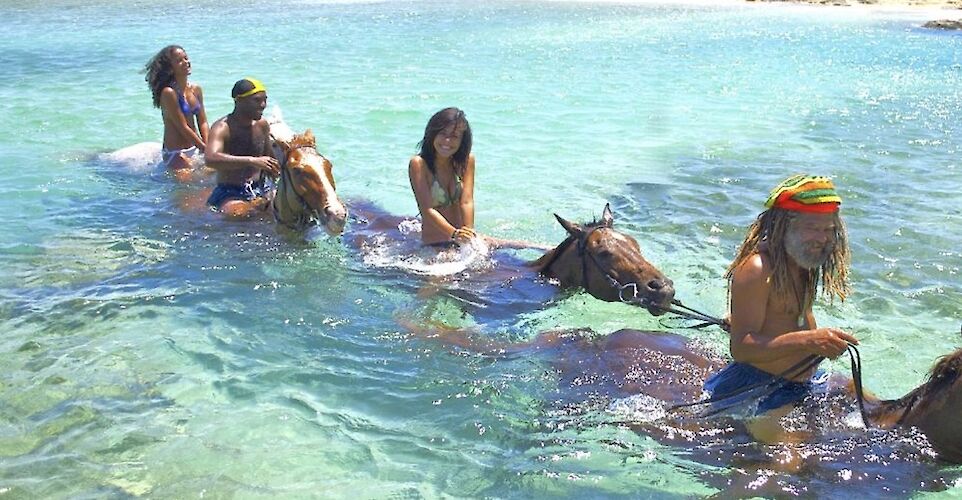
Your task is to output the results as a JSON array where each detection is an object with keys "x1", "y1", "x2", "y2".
[
  {"x1": 553, "y1": 329, "x2": 962, "y2": 464},
  {"x1": 459, "y1": 327, "x2": 962, "y2": 495}
]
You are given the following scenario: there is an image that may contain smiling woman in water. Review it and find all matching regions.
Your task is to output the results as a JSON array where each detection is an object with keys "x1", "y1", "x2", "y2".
[{"x1": 408, "y1": 107, "x2": 478, "y2": 247}]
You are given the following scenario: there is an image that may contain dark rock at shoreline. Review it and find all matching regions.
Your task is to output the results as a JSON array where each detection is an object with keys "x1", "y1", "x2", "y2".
[{"x1": 923, "y1": 19, "x2": 962, "y2": 29}]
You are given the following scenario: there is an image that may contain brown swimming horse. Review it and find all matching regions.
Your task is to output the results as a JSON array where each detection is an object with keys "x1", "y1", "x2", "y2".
[
  {"x1": 412, "y1": 325, "x2": 962, "y2": 495},
  {"x1": 531, "y1": 204, "x2": 675, "y2": 316},
  {"x1": 345, "y1": 201, "x2": 676, "y2": 317},
  {"x1": 270, "y1": 129, "x2": 347, "y2": 235}
]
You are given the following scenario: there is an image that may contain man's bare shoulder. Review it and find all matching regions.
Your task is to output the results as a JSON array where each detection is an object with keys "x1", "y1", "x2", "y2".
[
  {"x1": 731, "y1": 252, "x2": 773, "y2": 286},
  {"x1": 210, "y1": 116, "x2": 230, "y2": 131},
  {"x1": 255, "y1": 118, "x2": 271, "y2": 132}
]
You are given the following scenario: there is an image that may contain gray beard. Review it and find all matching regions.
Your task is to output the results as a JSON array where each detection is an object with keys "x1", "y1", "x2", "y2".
[{"x1": 785, "y1": 233, "x2": 831, "y2": 270}]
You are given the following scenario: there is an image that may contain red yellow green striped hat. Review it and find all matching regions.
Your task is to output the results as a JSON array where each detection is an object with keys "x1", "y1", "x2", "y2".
[{"x1": 764, "y1": 174, "x2": 841, "y2": 214}]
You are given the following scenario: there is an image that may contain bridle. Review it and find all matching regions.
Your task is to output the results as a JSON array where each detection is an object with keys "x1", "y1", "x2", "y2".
[
  {"x1": 273, "y1": 144, "x2": 333, "y2": 230},
  {"x1": 543, "y1": 223, "x2": 728, "y2": 329},
  {"x1": 541, "y1": 223, "x2": 639, "y2": 301}
]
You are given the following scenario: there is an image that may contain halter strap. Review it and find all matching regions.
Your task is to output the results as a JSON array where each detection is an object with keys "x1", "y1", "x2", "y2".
[
  {"x1": 272, "y1": 145, "x2": 322, "y2": 231},
  {"x1": 576, "y1": 224, "x2": 628, "y2": 298},
  {"x1": 541, "y1": 223, "x2": 627, "y2": 299}
]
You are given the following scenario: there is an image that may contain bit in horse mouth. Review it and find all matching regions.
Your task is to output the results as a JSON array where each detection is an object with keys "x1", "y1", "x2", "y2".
[{"x1": 647, "y1": 304, "x2": 667, "y2": 316}]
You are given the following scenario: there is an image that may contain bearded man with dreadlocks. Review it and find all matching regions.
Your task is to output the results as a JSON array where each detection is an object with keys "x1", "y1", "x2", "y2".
[{"x1": 703, "y1": 174, "x2": 859, "y2": 441}]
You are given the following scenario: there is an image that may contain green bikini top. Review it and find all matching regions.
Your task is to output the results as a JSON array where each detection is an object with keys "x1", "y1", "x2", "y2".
[{"x1": 430, "y1": 170, "x2": 463, "y2": 209}]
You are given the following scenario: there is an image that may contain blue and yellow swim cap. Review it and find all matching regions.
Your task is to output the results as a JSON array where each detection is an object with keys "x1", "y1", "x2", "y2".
[{"x1": 231, "y1": 77, "x2": 267, "y2": 99}]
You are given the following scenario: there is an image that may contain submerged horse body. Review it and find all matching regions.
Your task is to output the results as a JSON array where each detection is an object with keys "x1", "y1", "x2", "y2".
[{"x1": 414, "y1": 324, "x2": 962, "y2": 495}]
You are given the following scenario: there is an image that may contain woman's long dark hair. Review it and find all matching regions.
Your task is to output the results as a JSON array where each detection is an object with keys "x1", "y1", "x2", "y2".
[
  {"x1": 144, "y1": 45, "x2": 183, "y2": 108},
  {"x1": 417, "y1": 107, "x2": 472, "y2": 176}
]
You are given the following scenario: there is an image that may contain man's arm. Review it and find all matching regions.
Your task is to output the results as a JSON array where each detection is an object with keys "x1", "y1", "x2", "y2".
[
  {"x1": 728, "y1": 254, "x2": 855, "y2": 363},
  {"x1": 204, "y1": 120, "x2": 278, "y2": 176}
]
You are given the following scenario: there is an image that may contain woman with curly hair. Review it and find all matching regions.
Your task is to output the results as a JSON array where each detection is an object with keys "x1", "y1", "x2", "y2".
[{"x1": 144, "y1": 45, "x2": 209, "y2": 181}]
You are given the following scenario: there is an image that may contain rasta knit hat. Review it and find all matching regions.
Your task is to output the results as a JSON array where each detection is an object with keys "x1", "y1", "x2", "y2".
[{"x1": 764, "y1": 174, "x2": 841, "y2": 214}]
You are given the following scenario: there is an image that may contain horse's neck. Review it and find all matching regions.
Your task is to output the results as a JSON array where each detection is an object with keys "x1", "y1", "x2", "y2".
[
  {"x1": 532, "y1": 240, "x2": 582, "y2": 285},
  {"x1": 530, "y1": 247, "x2": 558, "y2": 273},
  {"x1": 868, "y1": 393, "x2": 920, "y2": 429}
]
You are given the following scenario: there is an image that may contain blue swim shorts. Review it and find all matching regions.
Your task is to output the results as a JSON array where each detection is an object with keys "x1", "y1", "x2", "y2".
[
  {"x1": 207, "y1": 179, "x2": 270, "y2": 209},
  {"x1": 702, "y1": 362, "x2": 828, "y2": 417}
]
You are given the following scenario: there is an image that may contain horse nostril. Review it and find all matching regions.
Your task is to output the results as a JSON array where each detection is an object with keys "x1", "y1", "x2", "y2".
[{"x1": 647, "y1": 279, "x2": 664, "y2": 291}]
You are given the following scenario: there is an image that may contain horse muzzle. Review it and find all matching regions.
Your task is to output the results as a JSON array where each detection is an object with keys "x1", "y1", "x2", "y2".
[
  {"x1": 642, "y1": 278, "x2": 675, "y2": 316},
  {"x1": 321, "y1": 204, "x2": 348, "y2": 236}
]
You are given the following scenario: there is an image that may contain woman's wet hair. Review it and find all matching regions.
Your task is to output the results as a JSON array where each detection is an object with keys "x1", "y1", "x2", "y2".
[
  {"x1": 417, "y1": 107, "x2": 472, "y2": 176},
  {"x1": 144, "y1": 45, "x2": 184, "y2": 108}
]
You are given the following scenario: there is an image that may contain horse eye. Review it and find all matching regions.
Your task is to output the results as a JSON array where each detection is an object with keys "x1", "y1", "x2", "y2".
[{"x1": 597, "y1": 250, "x2": 613, "y2": 259}]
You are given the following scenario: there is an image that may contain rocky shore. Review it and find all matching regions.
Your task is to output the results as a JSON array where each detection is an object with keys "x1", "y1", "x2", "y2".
[
  {"x1": 747, "y1": 0, "x2": 962, "y2": 7},
  {"x1": 746, "y1": 0, "x2": 962, "y2": 28},
  {"x1": 922, "y1": 18, "x2": 962, "y2": 27}
]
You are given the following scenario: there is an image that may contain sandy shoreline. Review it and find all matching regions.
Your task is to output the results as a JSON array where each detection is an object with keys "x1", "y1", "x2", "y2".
[
  {"x1": 546, "y1": 0, "x2": 962, "y2": 17},
  {"x1": 751, "y1": 0, "x2": 962, "y2": 20},
  {"x1": 749, "y1": 0, "x2": 962, "y2": 14},
  {"x1": 752, "y1": 0, "x2": 961, "y2": 8}
]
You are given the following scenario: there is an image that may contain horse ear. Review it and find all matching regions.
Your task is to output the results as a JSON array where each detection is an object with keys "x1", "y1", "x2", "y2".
[
  {"x1": 554, "y1": 213, "x2": 584, "y2": 237},
  {"x1": 601, "y1": 203, "x2": 614, "y2": 227},
  {"x1": 303, "y1": 129, "x2": 316, "y2": 145}
]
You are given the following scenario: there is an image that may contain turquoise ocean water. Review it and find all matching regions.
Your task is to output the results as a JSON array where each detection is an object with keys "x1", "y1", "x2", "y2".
[{"x1": 2, "y1": 0, "x2": 961, "y2": 497}]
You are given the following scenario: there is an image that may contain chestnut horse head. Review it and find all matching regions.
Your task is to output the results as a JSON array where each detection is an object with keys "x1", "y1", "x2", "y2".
[
  {"x1": 271, "y1": 129, "x2": 347, "y2": 235},
  {"x1": 532, "y1": 204, "x2": 675, "y2": 315}
]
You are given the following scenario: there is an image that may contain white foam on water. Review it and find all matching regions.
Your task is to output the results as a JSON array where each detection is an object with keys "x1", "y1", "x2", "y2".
[
  {"x1": 268, "y1": 105, "x2": 295, "y2": 144},
  {"x1": 97, "y1": 142, "x2": 162, "y2": 173},
  {"x1": 606, "y1": 394, "x2": 668, "y2": 423},
  {"x1": 361, "y1": 219, "x2": 493, "y2": 277}
]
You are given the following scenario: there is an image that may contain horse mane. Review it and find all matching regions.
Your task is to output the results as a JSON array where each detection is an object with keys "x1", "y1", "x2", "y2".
[
  {"x1": 891, "y1": 348, "x2": 962, "y2": 417},
  {"x1": 921, "y1": 349, "x2": 962, "y2": 396},
  {"x1": 531, "y1": 217, "x2": 609, "y2": 272},
  {"x1": 289, "y1": 130, "x2": 317, "y2": 150}
]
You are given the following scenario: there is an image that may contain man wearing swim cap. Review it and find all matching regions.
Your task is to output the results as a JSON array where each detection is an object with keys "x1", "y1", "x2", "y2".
[
  {"x1": 704, "y1": 174, "x2": 858, "y2": 441},
  {"x1": 204, "y1": 77, "x2": 280, "y2": 217}
]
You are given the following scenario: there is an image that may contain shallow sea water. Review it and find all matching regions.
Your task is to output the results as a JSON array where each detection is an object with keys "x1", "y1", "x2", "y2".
[{"x1": 1, "y1": 0, "x2": 961, "y2": 497}]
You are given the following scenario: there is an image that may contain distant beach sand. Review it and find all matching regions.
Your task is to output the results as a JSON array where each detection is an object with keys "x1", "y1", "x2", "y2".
[
  {"x1": 547, "y1": 0, "x2": 962, "y2": 16},
  {"x1": 752, "y1": 0, "x2": 961, "y2": 8},
  {"x1": 745, "y1": 0, "x2": 962, "y2": 17}
]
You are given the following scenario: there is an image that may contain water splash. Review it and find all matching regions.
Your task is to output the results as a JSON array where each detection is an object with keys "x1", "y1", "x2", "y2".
[
  {"x1": 361, "y1": 219, "x2": 493, "y2": 277},
  {"x1": 606, "y1": 393, "x2": 668, "y2": 423}
]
